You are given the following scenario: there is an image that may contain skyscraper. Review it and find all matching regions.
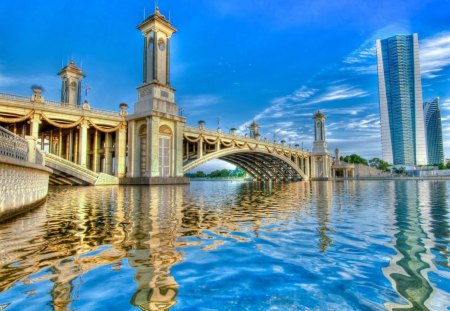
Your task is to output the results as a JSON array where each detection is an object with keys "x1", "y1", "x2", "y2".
[
  {"x1": 423, "y1": 97, "x2": 445, "y2": 164},
  {"x1": 376, "y1": 33, "x2": 427, "y2": 166}
]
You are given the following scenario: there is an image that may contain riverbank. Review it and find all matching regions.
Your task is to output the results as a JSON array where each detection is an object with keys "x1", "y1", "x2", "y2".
[{"x1": 189, "y1": 177, "x2": 251, "y2": 181}]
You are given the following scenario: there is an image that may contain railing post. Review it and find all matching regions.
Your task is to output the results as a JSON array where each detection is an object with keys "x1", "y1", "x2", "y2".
[{"x1": 25, "y1": 135, "x2": 37, "y2": 163}]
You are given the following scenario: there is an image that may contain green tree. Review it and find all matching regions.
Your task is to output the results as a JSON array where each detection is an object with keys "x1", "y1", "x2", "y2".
[
  {"x1": 393, "y1": 166, "x2": 406, "y2": 175},
  {"x1": 446, "y1": 162, "x2": 450, "y2": 169},
  {"x1": 195, "y1": 171, "x2": 206, "y2": 178},
  {"x1": 369, "y1": 157, "x2": 390, "y2": 171},
  {"x1": 342, "y1": 154, "x2": 368, "y2": 166}
]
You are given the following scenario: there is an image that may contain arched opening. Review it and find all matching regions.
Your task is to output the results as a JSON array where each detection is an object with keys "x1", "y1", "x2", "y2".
[
  {"x1": 139, "y1": 124, "x2": 147, "y2": 176},
  {"x1": 159, "y1": 125, "x2": 172, "y2": 177}
]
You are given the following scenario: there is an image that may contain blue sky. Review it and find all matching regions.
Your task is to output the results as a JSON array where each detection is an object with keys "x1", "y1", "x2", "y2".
[{"x1": 1, "y1": 0, "x2": 450, "y2": 171}]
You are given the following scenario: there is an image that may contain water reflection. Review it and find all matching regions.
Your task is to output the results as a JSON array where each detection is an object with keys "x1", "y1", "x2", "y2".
[
  {"x1": 383, "y1": 181, "x2": 450, "y2": 310},
  {"x1": 311, "y1": 181, "x2": 333, "y2": 252},
  {"x1": 0, "y1": 181, "x2": 449, "y2": 310}
]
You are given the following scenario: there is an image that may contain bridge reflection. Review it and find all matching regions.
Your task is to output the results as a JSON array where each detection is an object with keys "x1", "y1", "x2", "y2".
[{"x1": 0, "y1": 182, "x2": 319, "y2": 310}]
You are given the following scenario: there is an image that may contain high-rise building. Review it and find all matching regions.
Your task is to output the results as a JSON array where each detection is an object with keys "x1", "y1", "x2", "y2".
[
  {"x1": 423, "y1": 97, "x2": 445, "y2": 164},
  {"x1": 376, "y1": 33, "x2": 427, "y2": 166}
]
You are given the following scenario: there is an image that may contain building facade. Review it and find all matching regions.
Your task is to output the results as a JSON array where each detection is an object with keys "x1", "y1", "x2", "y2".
[
  {"x1": 423, "y1": 97, "x2": 445, "y2": 164},
  {"x1": 376, "y1": 34, "x2": 427, "y2": 166}
]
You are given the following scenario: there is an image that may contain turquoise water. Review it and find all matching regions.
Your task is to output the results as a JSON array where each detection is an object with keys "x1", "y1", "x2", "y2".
[{"x1": 0, "y1": 180, "x2": 449, "y2": 310}]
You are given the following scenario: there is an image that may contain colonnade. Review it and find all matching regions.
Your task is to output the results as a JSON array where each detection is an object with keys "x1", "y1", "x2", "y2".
[{"x1": 0, "y1": 109, "x2": 127, "y2": 178}]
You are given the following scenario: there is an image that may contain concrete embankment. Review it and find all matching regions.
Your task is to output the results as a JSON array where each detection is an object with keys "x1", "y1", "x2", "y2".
[{"x1": 0, "y1": 156, "x2": 52, "y2": 222}]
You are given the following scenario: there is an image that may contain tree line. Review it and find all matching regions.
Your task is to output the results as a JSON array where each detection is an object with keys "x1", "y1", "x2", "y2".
[
  {"x1": 340, "y1": 154, "x2": 449, "y2": 171},
  {"x1": 185, "y1": 168, "x2": 246, "y2": 179}
]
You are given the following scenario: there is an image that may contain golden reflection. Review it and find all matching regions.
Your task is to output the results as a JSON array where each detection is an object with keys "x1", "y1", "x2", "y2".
[
  {"x1": 0, "y1": 180, "x2": 386, "y2": 310},
  {"x1": 311, "y1": 181, "x2": 333, "y2": 252}
]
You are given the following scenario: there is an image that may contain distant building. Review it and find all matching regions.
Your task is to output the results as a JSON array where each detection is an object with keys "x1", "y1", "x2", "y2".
[
  {"x1": 376, "y1": 33, "x2": 427, "y2": 166},
  {"x1": 423, "y1": 97, "x2": 445, "y2": 164}
]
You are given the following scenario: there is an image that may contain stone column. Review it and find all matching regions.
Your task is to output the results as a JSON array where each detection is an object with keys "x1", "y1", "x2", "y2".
[
  {"x1": 175, "y1": 122, "x2": 184, "y2": 177},
  {"x1": 115, "y1": 125, "x2": 127, "y2": 178},
  {"x1": 29, "y1": 113, "x2": 40, "y2": 139},
  {"x1": 148, "y1": 116, "x2": 160, "y2": 177},
  {"x1": 49, "y1": 130, "x2": 53, "y2": 154},
  {"x1": 25, "y1": 136, "x2": 37, "y2": 163},
  {"x1": 126, "y1": 121, "x2": 136, "y2": 177},
  {"x1": 78, "y1": 122, "x2": 89, "y2": 168},
  {"x1": 197, "y1": 137, "x2": 203, "y2": 158},
  {"x1": 68, "y1": 129, "x2": 74, "y2": 162},
  {"x1": 215, "y1": 139, "x2": 221, "y2": 152},
  {"x1": 92, "y1": 130, "x2": 100, "y2": 172},
  {"x1": 305, "y1": 157, "x2": 310, "y2": 178},
  {"x1": 86, "y1": 129, "x2": 92, "y2": 169},
  {"x1": 74, "y1": 131, "x2": 79, "y2": 164},
  {"x1": 58, "y1": 128, "x2": 63, "y2": 157},
  {"x1": 105, "y1": 132, "x2": 113, "y2": 175},
  {"x1": 65, "y1": 132, "x2": 70, "y2": 160}
]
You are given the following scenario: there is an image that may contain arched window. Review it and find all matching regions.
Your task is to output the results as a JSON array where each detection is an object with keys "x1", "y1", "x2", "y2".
[{"x1": 159, "y1": 125, "x2": 172, "y2": 177}]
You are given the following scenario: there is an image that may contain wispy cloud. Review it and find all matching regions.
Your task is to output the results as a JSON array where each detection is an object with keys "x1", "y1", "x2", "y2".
[
  {"x1": 309, "y1": 85, "x2": 369, "y2": 104},
  {"x1": 420, "y1": 32, "x2": 450, "y2": 79},
  {"x1": 178, "y1": 94, "x2": 223, "y2": 119},
  {"x1": 0, "y1": 73, "x2": 15, "y2": 87}
]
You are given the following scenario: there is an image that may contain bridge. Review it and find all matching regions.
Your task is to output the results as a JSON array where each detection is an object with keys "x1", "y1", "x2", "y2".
[
  {"x1": 183, "y1": 125, "x2": 310, "y2": 181},
  {"x1": 0, "y1": 7, "x2": 333, "y2": 188}
]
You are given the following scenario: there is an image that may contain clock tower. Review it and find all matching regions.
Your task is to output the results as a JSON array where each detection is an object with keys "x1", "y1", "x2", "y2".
[
  {"x1": 311, "y1": 110, "x2": 331, "y2": 179},
  {"x1": 126, "y1": 7, "x2": 188, "y2": 185},
  {"x1": 135, "y1": 6, "x2": 176, "y2": 114}
]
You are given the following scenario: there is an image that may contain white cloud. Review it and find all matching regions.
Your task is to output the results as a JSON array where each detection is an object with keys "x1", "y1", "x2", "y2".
[
  {"x1": 343, "y1": 44, "x2": 377, "y2": 64},
  {"x1": 420, "y1": 32, "x2": 450, "y2": 79},
  {"x1": 308, "y1": 85, "x2": 369, "y2": 104}
]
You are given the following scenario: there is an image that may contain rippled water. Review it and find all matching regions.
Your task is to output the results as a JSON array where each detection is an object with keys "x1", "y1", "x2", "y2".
[{"x1": 0, "y1": 180, "x2": 449, "y2": 310}]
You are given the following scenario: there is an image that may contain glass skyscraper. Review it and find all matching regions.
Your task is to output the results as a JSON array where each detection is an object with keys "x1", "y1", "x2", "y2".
[
  {"x1": 423, "y1": 97, "x2": 445, "y2": 164},
  {"x1": 376, "y1": 34, "x2": 427, "y2": 166}
]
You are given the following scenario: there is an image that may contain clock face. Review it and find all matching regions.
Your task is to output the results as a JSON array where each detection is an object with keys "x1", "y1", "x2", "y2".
[
  {"x1": 316, "y1": 121, "x2": 321, "y2": 128},
  {"x1": 158, "y1": 39, "x2": 166, "y2": 51}
]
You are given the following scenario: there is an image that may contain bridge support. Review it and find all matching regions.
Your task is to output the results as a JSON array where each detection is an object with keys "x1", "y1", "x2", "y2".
[{"x1": 123, "y1": 9, "x2": 188, "y2": 185}]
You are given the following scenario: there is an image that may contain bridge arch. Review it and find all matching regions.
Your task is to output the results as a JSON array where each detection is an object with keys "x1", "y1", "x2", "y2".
[{"x1": 183, "y1": 147, "x2": 308, "y2": 181}]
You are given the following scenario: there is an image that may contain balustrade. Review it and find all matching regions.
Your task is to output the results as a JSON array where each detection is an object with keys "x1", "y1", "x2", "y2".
[{"x1": 0, "y1": 125, "x2": 28, "y2": 161}]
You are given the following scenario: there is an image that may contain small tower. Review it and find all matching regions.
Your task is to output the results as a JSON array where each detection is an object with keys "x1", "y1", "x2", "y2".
[
  {"x1": 248, "y1": 121, "x2": 261, "y2": 140},
  {"x1": 58, "y1": 60, "x2": 85, "y2": 106},
  {"x1": 311, "y1": 110, "x2": 331, "y2": 179},
  {"x1": 312, "y1": 110, "x2": 327, "y2": 153}
]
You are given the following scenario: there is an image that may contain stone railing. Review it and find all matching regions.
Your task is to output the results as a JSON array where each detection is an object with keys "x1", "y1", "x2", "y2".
[
  {"x1": 43, "y1": 98, "x2": 119, "y2": 116},
  {"x1": 0, "y1": 92, "x2": 119, "y2": 117},
  {"x1": 35, "y1": 148, "x2": 44, "y2": 166},
  {"x1": 0, "y1": 125, "x2": 28, "y2": 161},
  {"x1": 0, "y1": 92, "x2": 30, "y2": 102},
  {"x1": 183, "y1": 125, "x2": 309, "y2": 155},
  {"x1": 43, "y1": 152, "x2": 99, "y2": 181}
]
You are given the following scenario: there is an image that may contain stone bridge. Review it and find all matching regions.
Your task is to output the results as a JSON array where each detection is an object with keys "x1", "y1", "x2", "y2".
[{"x1": 183, "y1": 125, "x2": 311, "y2": 181}]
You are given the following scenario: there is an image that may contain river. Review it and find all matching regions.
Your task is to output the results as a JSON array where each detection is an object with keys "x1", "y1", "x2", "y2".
[{"x1": 0, "y1": 180, "x2": 449, "y2": 310}]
